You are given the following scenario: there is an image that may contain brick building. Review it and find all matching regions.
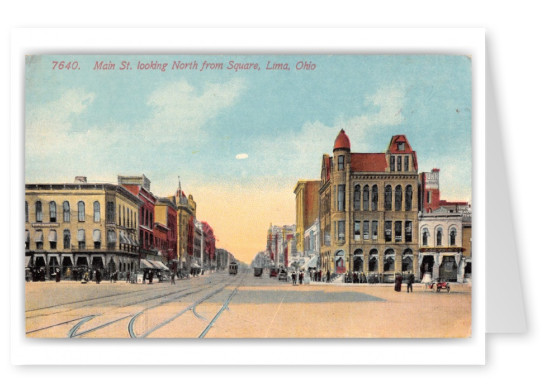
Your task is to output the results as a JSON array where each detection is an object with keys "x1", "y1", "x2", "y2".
[{"x1": 293, "y1": 180, "x2": 321, "y2": 255}]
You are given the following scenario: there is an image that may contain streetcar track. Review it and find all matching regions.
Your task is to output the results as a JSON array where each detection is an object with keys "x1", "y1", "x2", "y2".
[{"x1": 26, "y1": 314, "x2": 95, "y2": 335}]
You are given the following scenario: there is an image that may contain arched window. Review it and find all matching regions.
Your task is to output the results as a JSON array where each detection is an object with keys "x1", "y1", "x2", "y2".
[
  {"x1": 371, "y1": 185, "x2": 378, "y2": 211},
  {"x1": 395, "y1": 185, "x2": 402, "y2": 211},
  {"x1": 94, "y1": 201, "x2": 100, "y2": 222},
  {"x1": 93, "y1": 229, "x2": 101, "y2": 249},
  {"x1": 78, "y1": 201, "x2": 85, "y2": 222},
  {"x1": 353, "y1": 185, "x2": 361, "y2": 211},
  {"x1": 384, "y1": 249, "x2": 395, "y2": 272},
  {"x1": 35, "y1": 201, "x2": 43, "y2": 222},
  {"x1": 436, "y1": 228, "x2": 443, "y2": 246},
  {"x1": 368, "y1": 249, "x2": 378, "y2": 272},
  {"x1": 405, "y1": 185, "x2": 413, "y2": 211},
  {"x1": 384, "y1": 185, "x2": 392, "y2": 211},
  {"x1": 363, "y1": 185, "x2": 369, "y2": 210},
  {"x1": 63, "y1": 229, "x2": 71, "y2": 249},
  {"x1": 63, "y1": 201, "x2": 70, "y2": 222},
  {"x1": 450, "y1": 227, "x2": 457, "y2": 246},
  {"x1": 422, "y1": 228, "x2": 429, "y2": 246},
  {"x1": 49, "y1": 201, "x2": 57, "y2": 222},
  {"x1": 402, "y1": 249, "x2": 413, "y2": 272},
  {"x1": 77, "y1": 229, "x2": 85, "y2": 249}
]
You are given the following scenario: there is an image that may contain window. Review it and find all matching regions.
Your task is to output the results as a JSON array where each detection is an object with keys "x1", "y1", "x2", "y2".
[
  {"x1": 49, "y1": 201, "x2": 57, "y2": 222},
  {"x1": 126, "y1": 207, "x2": 130, "y2": 227},
  {"x1": 338, "y1": 155, "x2": 344, "y2": 171},
  {"x1": 427, "y1": 191, "x2": 431, "y2": 204},
  {"x1": 35, "y1": 229, "x2": 43, "y2": 250},
  {"x1": 363, "y1": 186, "x2": 369, "y2": 210},
  {"x1": 108, "y1": 229, "x2": 116, "y2": 250},
  {"x1": 405, "y1": 221, "x2": 413, "y2": 242},
  {"x1": 422, "y1": 228, "x2": 429, "y2": 246},
  {"x1": 354, "y1": 221, "x2": 361, "y2": 241},
  {"x1": 436, "y1": 228, "x2": 443, "y2": 246},
  {"x1": 397, "y1": 156, "x2": 402, "y2": 171},
  {"x1": 395, "y1": 221, "x2": 402, "y2": 242},
  {"x1": 49, "y1": 229, "x2": 57, "y2": 249},
  {"x1": 35, "y1": 201, "x2": 43, "y2": 222},
  {"x1": 94, "y1": 201, "x2": 100, "y2": 222},
  {"x1": 25, "y1": 201, "x2": 28, "y2": 222},
  {"x1": 338, "y1": 185, "x2": 345, "y2": 211},
  {"x1": 338, "y1": 220, "x2": 345, "y2": 241},
  {"x1": 119, "y1": 205, "x2": 122, "y2": 226},
  {"x1": 107, "y1": 202, "x2": 115, "y2": 223},
  {"x1": 395, "y1": 185, "x2": 402, "y2": 211},
  {"x1": 405, "y1": 185, "x2": 413, "y2": 211},
  {"x1": 404, "y1": 156, "x2": 409, "y2": 172},
  {"x1": 371, "y1": 185, "x2": 378, "y2": 211},
  {"x1": 25, "y1": 230, "x2": 30, "y2": 249},
  {"x1": 353, "y1": 185, "x2": 361, "y2": 211},
  {"x1": 78, "y1": 201, "x2": 85, "y2": 222},
  {"x1": 123, "y1": 207, "x2": 126, "y2": 227},
  {"x1": 450, "y1": 228, "x2": 457, "y2": 246},
  {"x1": 63, "y1": 229, "x2": 71, "y2": 249},
  {"x1": 363, "y1": 220, "x2": 369, "y2": 240},
  {"x1": 398, "y1": 142, "x2": 405, "y2": 151},
  {"x1": 384, "y1": 221, "x2": 392, "y2": 242},
  {"x1": 93, "y1": 229, "x2": 101, "y2": 249},
  {"x1": 372, "y1": 221, "x2": 378, "y2": 240},
  {"x1": 390, "y1": 156, "x2": 395, "y2": 171},
  {"x1": 78, "y1": 229, "x2": 85, "y2": 249},
  {"x1": 384, "y1": 249, "x2": 395, "y2": 272},
  {"x1": 63, "y1": 201, "x2": 70, "y2": 222},
  {"x1": 384, "y1": 185, "x2": 392, "y2": 211}
]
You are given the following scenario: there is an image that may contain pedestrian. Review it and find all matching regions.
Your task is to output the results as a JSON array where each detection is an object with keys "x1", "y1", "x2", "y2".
[
  {"x1": 126, "y1": 271, "x2": 130, "y2": 283},
  {"x1": 171, "y1": 272, "x2": 176, "y2": 285},
  {"x1": 394, "y1": 274, "x2": 403, "y2": 292},
  {"x1": 55, "y1": 268, "x2": 61, "y2": 283},
  {"x1": 149, "y1": 270, "x2": 154, "y2": 284},
  {"x1": 291, "y1": 271, "x2": 296, "y2": 285},
  {"x1": 326, "y1": 270, "x2": 331, "y2": 283},
  {"x1": 95, "y1": 269, "x2": 101, "y2": 284},
  {"x1": 143, "y1": 270, "x2": 147, "y2": 284},
  {"x1": 299, "y1": 272, "x2": 304, "y2": 285},
  {"x1": 407, "y1": 273, "x2": 414, "y2": 293}
]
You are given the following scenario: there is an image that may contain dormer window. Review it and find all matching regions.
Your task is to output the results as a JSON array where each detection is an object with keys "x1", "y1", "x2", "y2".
[{"x1": 397, "y1": 142, "x2": 405, "y2": 151}]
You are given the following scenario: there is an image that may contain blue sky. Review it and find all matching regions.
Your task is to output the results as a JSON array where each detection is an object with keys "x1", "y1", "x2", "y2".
[{"x1": 25, "y1": 54, "x2": 471, "y2": 261}]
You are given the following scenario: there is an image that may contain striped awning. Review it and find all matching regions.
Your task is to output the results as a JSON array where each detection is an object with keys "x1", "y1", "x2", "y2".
[
  {"x1": 151, "y1": 261, "x2": 170, "y2": 271},
  {"x1": 35, "y1": 230, "x2": 43, "y2": 242},
  {"x1": 77, "y1": 229, "x2": 85, "y2": 241},
  {"x1": 119, "y1": 231, "x2": 130, "y2": 245},
  {"x1": 25, "y1": 230, "x2": 30, "y2": 242},
  {"x1": 93, "y1": 229, "x2": 101, "y2": 242},
  {"x1": 140, "y1": 259, "x2": 155, "y2": 269},
  {"x1": 107, "y1": 230, "x2": 116, "y2": 243},
  {"x1": 48, "y1": 230, "x2": 57, "y2": 242}
]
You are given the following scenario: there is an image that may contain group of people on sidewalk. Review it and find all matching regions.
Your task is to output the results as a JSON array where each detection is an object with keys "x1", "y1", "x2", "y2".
[{"x1": 394, "y1": 273, "x2": 415, "y2": 293}]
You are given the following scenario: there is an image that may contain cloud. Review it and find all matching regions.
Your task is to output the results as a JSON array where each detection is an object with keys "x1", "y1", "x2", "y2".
[{"x1": 236, "y1": 153, "x2": 248, "y2": 160}]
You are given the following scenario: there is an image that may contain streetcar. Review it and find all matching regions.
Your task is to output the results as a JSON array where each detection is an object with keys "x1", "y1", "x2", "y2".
[
  {"x1": 229, "y1": 261, "x2": 238, "y2": 275},
  {"x1": 254, "y1": 267, "x2": 263, "y2": 277}
]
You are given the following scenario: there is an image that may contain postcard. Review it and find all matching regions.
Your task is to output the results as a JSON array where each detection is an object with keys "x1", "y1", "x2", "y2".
[{"x1": 23, "y1": 53, "x2": 473, "y2": 340}]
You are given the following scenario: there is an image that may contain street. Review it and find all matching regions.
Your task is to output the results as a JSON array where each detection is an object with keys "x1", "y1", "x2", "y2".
[{"x1": 25, "y1": 270, "x2": 471, "y2": 338}]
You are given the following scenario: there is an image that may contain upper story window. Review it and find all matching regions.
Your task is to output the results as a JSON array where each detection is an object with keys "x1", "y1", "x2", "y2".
[
  {"x1": 384, "y1": 221, "x2": 392, "y2": 242},
  {"x1": 450, "y1": 227, "x2": 457, "y2": 246},
  {"x1": 363, "y1": 220, "x2": 369, "y2": 240},
  {"x1": 106, "y1": 202, "x2": 115, "y2": 223},
  {"x1": 397, "y1": 142, "x2": 405, "y2": 151},
  {"x1": 395, "y1": 221, "x2": 402, "y2": 242},
  {"x1": 119, "y1": 205, "x2": 122, "y2": 226},
  {"x1": 338, "y1": 155, "x2": 344, "y2": 171},
  {"x1": 405, "y1": 185, "x2": 413, "y2": 211},
  {"x1": 404, "y1": 156, "x2": 409, "y2": 171},
  {"x1": 390, "y1": 156, "x2": 395, "y2": 171},
  {"x1": 395, "y1": 185, "x2": 402, "y2": 211},
  {"x1": 78, "y1": 229, "x2": 86, "y2": 249},
  {"x1": 25, "y1": 201, "x2": 28, "y2": 222},
  {"x1": 94, "y1": 201, "x2": 100, "y2": 222},
  {"x1": 384, "y1": 185, "x2": 392, "y2": 211},
  {"x1": 353, "y1": 185, "x2": 361, "y2": 211},
  {"x1": 63, "y1": 229, "x2": 71, "y2": 249},
  {"x1": 397, "y1": 156, "x2": 402, "y2": 171},
  {"x1": 337, "y1": 185, "x2": 345, "y2": 211},
  {"x1": 63, "y1": 201, "x2": 70, "y2": 222},
  {"x1": 405, "y1": 221, "x2": 413, "y2": 242},
  {"x1": 436, "y1": 228, "x2": 443, "y2": 246},
  {"x1": 337, "y1": 220, "x2": 345, "y2": 241},
  {"x1": 354, "y1": 221, "x2": 361, "y2": 241},
  {"x1": 49, "y1": 201, "x2": 57, "y2": 222},
  {"x1": 371, "y1": 185, "x2": 378, "y2": 211},
  {"x1": 363, "y1": 186, "x2": 369, "y2": 211},
  {"x1": 372, "y1": 221, "x2": 378, "y2": 240},
  {"x1": 35, "y1": 201, "x2": 43, "y2": 222},
  {"x1": 422, "y1": 228, "x2": 429, "y2": 246},
  {"x1": 78, "y1": 201, "x2": 85, "y2": 222}
]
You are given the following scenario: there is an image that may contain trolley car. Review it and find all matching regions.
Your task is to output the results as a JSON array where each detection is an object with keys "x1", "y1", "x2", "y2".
[
  {"x1": 229, "y1": 261, "x2": 238, "y2": 275},
  {"x1": 253, "y1": 267, "x2": 263, "y2": 277}
]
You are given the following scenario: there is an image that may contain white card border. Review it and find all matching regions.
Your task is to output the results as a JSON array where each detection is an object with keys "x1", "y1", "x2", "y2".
[{"x1": 10, "y1": 27, "x2": 485, "y2": 365}]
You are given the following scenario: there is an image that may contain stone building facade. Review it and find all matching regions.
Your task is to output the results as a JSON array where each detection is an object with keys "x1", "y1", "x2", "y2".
[
  {"x1": 293, "y1": 180, "x2": 321, "y2": 255},
  {"x1": 25, "y1": 178, "x2": 141, "y2": 279},
  {"x1": 319, "y1": 130, "x2": 420, "y2": 282}
]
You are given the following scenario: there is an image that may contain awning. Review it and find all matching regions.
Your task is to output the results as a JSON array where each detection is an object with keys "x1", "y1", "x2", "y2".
[
  {"x1": 190, "y1": 263, "x2": 201, "y2": 269},
  {"x1": 93, "y1": 229, "x2": 101, "y2": 242},
  {"x1": 151, "y1": 261, "x2": 170, "y2": 271},
  {"x1": 77, "y1": 229, "x2": 85, "y2": 241},
  {"x1": 140, "y1": 259, "x2": 155, "y2": 269},
  {"x1": 25, "y1": 230, "x2": 30, "y2": 242},
  {"x1": 35, "y1": 230, "x2": 43, "y2": 242},
  {"x1": 305, "y1": 256, "x2": 319, "y2": 269},
  {"x1": 25, "y1": 256, "x2": 32, "y2": 267},
  {"x1": 48, "y1": 230, "x2": 57, "y2": 242},
  {"x1": 119, "y1": 231, "x2": 130, "y2": 245}
]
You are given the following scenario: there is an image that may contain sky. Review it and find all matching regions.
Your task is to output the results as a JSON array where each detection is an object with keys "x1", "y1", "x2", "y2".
[{"x1": 25, "y1": 54, "x2": 472, "y2": 263}]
